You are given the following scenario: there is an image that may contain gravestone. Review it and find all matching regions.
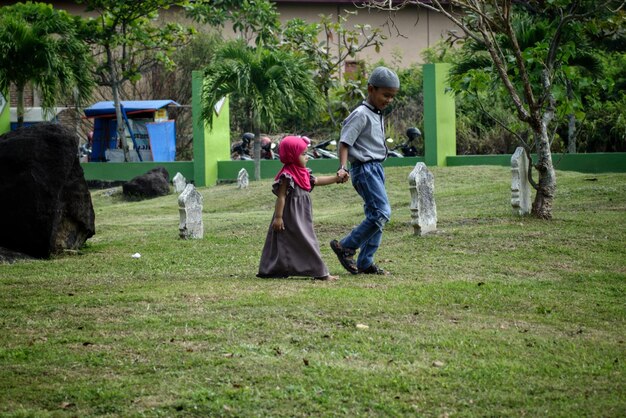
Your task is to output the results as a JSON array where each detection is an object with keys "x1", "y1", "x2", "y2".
[
  {"x1": 511, "y1": 147, "x2": 531, "y2": 215},
  {"x1": 173, "y1": 172, "x2": 187, "y2": 194},
  {"x1": 178, "y1": 184, "x2": 203, "y2": 239},
  {"x1": 408, "y1": 162, "x2": 437, "y2": 236},
  {"x1": 237, "y1": 168, "x2": 249, "y2": 189}
]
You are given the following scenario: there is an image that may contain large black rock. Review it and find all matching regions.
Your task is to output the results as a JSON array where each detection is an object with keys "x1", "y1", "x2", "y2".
[
  {"x1": 122, "y1": 167, "x2": 170, "y2": 198},
  {"x1": 0, "y1": 123, "x2": 95, "y2": 259}
]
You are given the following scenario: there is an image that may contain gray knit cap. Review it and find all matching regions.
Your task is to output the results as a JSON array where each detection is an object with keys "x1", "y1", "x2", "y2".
[{"x1": 368, "y1": 66, "x2": 400, "y2": 88}]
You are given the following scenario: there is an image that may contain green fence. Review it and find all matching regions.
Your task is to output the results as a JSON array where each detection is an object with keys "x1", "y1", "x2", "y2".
[
  {"x1": 76, "y1": 63, "x2": 625, "y2": 185},
  {"x1": 447, "y1": 153, "x2": 626, "y2": 174},
  {"x1": 81, "y1": 161, "x2": 195, "y2": 182},
  {"x1": 214, "y1": 153, "x2": 625, "y2": 182}
]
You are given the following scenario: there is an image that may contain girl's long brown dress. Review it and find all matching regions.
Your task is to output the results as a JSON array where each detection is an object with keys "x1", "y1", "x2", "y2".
[{"x1": 257, "y1": 173, "x2": 329, "y2": 278}]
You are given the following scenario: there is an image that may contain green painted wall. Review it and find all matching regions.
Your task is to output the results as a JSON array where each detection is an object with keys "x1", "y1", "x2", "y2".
[
  {"x1": 447, "y1": 153, "x2": 626, "y2": 174},
  {"x1": 81, "y1": 162, "x2": 195, "y2": 181},
  {"x1": 192, "y1": 70, "x2": 231, "y2": 187},
  {"x1": 0, "y1": 90, "x2": 9, "y2": 135},
  {"x1": 217, "y1": 153, "x2": 625, "y2": 182},
  {"x1": 217, "y1": 157, "x2": 425, "y2": 181},
  {"x1": 80, "y1": 153, "x2": 624, "y2": 184},
  {"x1": 423, "y1": 63, "x2": 456, "y2": 167}
]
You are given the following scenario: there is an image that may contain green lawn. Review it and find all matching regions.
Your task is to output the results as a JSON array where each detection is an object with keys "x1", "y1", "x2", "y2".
[{"x1": 1, "y1": 165, "x2": 624, "y2": 417}]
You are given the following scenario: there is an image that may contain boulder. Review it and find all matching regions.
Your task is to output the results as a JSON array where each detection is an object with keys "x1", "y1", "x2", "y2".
[
  {"x1": 0, "y1": 123, "x2": 96, "y2": 258},
  {"x1": 122, "y1": 167, "x2": 171, "y2": 199},
  {"x1": 0, "y1": 247, "x2": 34, "y2": 264}
]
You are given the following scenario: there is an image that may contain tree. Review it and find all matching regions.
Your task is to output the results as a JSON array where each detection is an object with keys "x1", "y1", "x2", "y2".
[
  {"x1": 190, "y1": 1, "x2": 386, "y2": 130},
  {"x1": 201, "y1": 40, "x2": 321, "y2": 181},
  {"x1": 185, "y1": 0, "x2": 281, "y2": 46},
  {"x1": 280, "y1": 13, "x2": 386, "y2": 127},
  {"x1": 0, "y1": 2, "x2": 93, "y2": 128},
  {"x1": 77, "y1": 0, "x2": 193, "y2": 161},
  {"x1": 367, "y1": 0, "x2": 623, "y2": 219},
  {"x1": 126, "y1": 30, "x2": 223, "y2": 161}
]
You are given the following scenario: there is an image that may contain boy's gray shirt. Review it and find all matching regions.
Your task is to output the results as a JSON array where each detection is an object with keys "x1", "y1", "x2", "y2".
[{"x1": 340, "y1": 101, "x2": 387, "y2": 164}]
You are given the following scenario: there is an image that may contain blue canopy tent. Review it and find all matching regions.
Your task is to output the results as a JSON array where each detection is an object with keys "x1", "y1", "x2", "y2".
[{"x1": 84, "y1": 100, "x2": 179, "y2": 162}]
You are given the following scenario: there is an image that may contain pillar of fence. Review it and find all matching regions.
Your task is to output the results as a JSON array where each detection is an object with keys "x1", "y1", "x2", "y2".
[
  {"x1": 423, "y1": 63, "x2": 456, "y2": 167},
  {"x1": 192, "y1": 70, "x2": 231, "y2": 187},
  {"x1": 0, "y1": 90, "x2": 9, "y2": 135}
]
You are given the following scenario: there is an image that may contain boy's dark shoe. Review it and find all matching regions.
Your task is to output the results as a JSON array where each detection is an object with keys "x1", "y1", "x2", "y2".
[
  {"x1": 358, "y1": 264, "x2": 389, "y2": 275},
  {"x1": 330, "y1": 239, "x2": 358, "y2": 274}
]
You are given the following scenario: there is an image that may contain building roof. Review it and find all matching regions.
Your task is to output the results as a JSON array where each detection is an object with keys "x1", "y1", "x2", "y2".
[{"x1": 83, "y1": 100, "x2": 179, "y2": 118}]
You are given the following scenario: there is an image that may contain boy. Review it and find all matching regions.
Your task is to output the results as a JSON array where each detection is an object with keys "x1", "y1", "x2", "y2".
[{"x1": 331, "y1": 66, "x2": 399, "y2": 275}]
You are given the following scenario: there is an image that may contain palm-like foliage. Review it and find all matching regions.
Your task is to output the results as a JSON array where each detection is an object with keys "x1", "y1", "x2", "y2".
[
  {"x1": 450, "y1": 11, "x2": 603, "y2": 101},
  {"x1": 0, "y1": 3, "x2": 93, "y2": 127},
  {"x1": 202, "y1": 40, "x2": 320, "y2": 180}
]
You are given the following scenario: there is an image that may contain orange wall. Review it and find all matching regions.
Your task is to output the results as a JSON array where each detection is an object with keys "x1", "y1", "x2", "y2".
[
  {"x1": 0, "y1": 0, "x2": 455, "y2": 67},
  {"x1": 275, "y1": 3, "x2": 457, "y2": 66}
]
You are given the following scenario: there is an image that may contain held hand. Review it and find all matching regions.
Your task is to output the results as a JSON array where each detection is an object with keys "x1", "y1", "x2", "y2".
[
  {"x1": 272, "y1": 218, "x2": 285, "y2": 232},
  {"x1": 336, "y1": 168, "x2": 350, "y2": 184}
]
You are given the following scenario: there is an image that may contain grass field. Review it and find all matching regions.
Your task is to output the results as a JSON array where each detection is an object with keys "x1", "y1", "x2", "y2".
[{"x1": 1, "y1": 165, "x2": 625, "y2": 417}]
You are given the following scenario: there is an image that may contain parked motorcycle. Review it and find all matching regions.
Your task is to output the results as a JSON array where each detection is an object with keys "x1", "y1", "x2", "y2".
[
  {"x1": 387, "y1": 127, "x2": 422, "y2": 157},
  {"x1": 308, "y1": 138, "x2": 338, "y2": 159},
  {"x1": 231, "y1": 132, "x2": 254, "y2": 160},
  {"x1": 231, "y1": 133, "x2": 278, "y2": 160},
  {"x1": 78, "y1": 143, "x2": 92, "y2": 159},
  {"x1": 260, "y1": 136, "x2": 278, "y2": 160}
]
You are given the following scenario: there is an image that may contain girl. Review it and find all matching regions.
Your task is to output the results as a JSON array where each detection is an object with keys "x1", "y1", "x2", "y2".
[{"x1": 257, "y1": 135, "x2": 346, "y2": 281}]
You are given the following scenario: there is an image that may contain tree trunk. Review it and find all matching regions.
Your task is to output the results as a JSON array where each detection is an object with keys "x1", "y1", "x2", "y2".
[
  {"x1": 106, "y1": 47, "x2": 130, "y2": 162},
  {"x1": 252, "y1": 114, "x2": 261, "y2": 181},
  {"x1": 531, "y1": 70, "x2": 557, "y2": 219},
  {"x1": 566, "y1": 80, "x2": 576, "y2": 154},
  {"x1": 531, "y1": 127, "x2": 556, "y2": 220},
  {"x1": 112, "y1": 82, "x2": 130, "y2": 162},
  {"x1": 16, "y1": 85, "x2": 25, "y2": 128},
  {"x1": 567, "y1": 113, "x2": 576, "y2": 154}
]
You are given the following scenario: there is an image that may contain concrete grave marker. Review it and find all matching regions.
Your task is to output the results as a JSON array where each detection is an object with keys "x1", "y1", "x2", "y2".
[
  {"x1": 408, "y1": 162, "x2": 437, "y2": 236},
  {"x1": 237, "y1": 168, "x2": 249, "y2": 189},
  {"x1": 178, "y1": 184, "x2": 203, "y2": 239},
  {"x1": 511, "y1": 147, "x2": 531, "y2": 215},
  {"x1": 173, "y1": 172, "x2": 187, "y2": 194}
]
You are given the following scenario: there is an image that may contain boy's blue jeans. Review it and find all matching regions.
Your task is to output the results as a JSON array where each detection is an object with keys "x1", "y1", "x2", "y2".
[{"x1": 340, "y1": 161, "x2": 391, "y2": 270}]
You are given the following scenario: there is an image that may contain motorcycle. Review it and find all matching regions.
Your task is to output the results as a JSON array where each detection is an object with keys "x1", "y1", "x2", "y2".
[
  {"x1": 231, "y1": 133, "x2": 278, "y2": 160},
  {"x1": 260, "y1": 136, "x2": 278, "y2": 160},
  {"x1": 308, "y1": 138, "x2": 338, "y2": 159},
  {"x1": 231, "y1": 132, "x2": 254, "y2": 160},
  {"x1": 387, "y1": 127, "x2": 422, "y2": 157}
]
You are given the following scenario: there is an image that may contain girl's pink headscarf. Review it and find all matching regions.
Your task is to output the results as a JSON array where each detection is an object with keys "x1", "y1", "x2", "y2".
[{"x1": 275, "y1": 136, "x2": 311, "y2": 191}]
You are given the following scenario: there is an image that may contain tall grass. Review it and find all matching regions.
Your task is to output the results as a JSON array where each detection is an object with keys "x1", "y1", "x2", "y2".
[{"x1": 1, "y1": 166, "x2": 624, "y2": 417}]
